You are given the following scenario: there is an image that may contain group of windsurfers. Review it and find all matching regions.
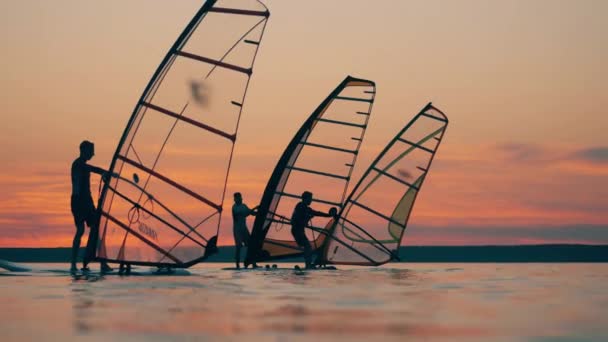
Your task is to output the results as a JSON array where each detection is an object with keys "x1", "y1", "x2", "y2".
[
  {"x1": 231, "y1": 190, "x2": 336, "y2": 269},
  {"x1": 70, "y1": 140, "x2": 338, "y2": 272}
]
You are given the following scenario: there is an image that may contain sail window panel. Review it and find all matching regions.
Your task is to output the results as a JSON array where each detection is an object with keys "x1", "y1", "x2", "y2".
[
  {"x1": 98, "y1": 219, "x2": 123, "y2": 261},
  {"x1": 119, "y1": 237, "x2": 166, "y2": 265},
  {"x1": 170, "y1": 242, "x2": 207, "y2": 265},
  {"x1": 338, "y1": 83, "x2": 375, "y2": 97},
  {"x1": 342, "y1": 200, "x2": 411, "y2": 246},
  {"x1": 102, "y1": 194, "x2": 196, "y2": 264},
  {"x1": 215, "y1": 0, "x2": 269, "y2": 13},
  {"x1": 188, "y1": 66, "x2": 249, "y2": 134},
  {"x1": 153, "y1": 119, "x2": 233, "y2": 204},
  {"x1": 100, "y1": 211, "x2": 168, "y2": 264},
  {"x1": 144, "y1": 57, "x2": 213, "y2": 112},
  {"x1": 373, "y1": 143, "x2": 431, "y2": 186},
  {"x1": 105, "y1": 161, "x2": 217, "y2": 237},
  {"x1": 295, "y1": 146, "x2": 354, "y2": 178},
  {"x1": 306, "y1": 122, "x2": 363, "y2": 153},
  {"x1": 320, "y1": 97, "x2": 371, "y2": 128},
  {"x1": 327, "y1": 218, "x2": 397, "y2": 265},
  {"x1": 117, "y1": 105, "x2": 148, "y2": 158},
  {"x1": 104, "y1": 183, "x2": 209, "y2": 251},
  {"x1": 219, "y1": 21, "x2": 266, "y2": 69},
  {"x1": 282, "y1": 170, "x2": 347, "y2": 207},
  {"x1": 421, "y1": 107, "x2": 448, "y2": 123},
  {"x1": 399, "y1": 115, "x2": 445, "y2": 151},
  {"x1": 119, "y1": 108, "x2": 179, "y2": 168},
  {"x1": 350, "y1": 175, "x2": 417, "y2": 224},
  {"x1": 145, "y1": 58, "x2": 245, "y2": 135},
  {"x1": 180, "y1": 8, "x2": 264, "y2": 66},
  {"x1": 110, "y1": 159, "x2": 219, "y2": 236},
  {"x1": 334, "y1": 84, "x2": 375, "y2": 104},
  {"x1": 324, "y1": 222, "x2": 379, "y2": 265}
]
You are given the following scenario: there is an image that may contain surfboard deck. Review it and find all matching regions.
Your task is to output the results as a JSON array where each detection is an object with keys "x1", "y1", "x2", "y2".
[
  {"x1": 221, "y1": 265, "x2": 338, "y2": 271},
  {"x1": 0, "y1": 260, "x2": 191, "y2": 277}
]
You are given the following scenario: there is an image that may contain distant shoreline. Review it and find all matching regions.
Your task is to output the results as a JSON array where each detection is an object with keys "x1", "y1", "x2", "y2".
[{"x1": 1, "y1": 245, "x2": 607, "y2": 263}]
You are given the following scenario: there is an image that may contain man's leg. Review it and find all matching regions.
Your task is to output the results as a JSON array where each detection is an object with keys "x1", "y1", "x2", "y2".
[
  {"x1": 71, "y1": 221, "x2": 85, "y2": 270},
  {"x1": 235, "y1": 245, "x2": 241, "y2": 269},
  {"x1": 302, "y1": 240, "x2": 313, "y2": 269},
  {"x1": 83, "y1": 221, "x2": 97, "y2": 269}
]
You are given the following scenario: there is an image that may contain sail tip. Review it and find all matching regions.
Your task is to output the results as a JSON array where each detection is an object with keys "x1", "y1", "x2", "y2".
[{"x1": 344, "y1": 75, "x2": 375, "y2": 86}]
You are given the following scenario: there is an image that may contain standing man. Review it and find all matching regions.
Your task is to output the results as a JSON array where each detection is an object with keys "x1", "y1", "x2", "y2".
[
  {"x1": 291, "y1": 191, "x2": 336, "y2": 269},
  {"x1": 71, "y1": 140, "x2": 113, "y2": 273},
  {"x1": 232, "y1": 192, "x2": 258, "y2": 269}
]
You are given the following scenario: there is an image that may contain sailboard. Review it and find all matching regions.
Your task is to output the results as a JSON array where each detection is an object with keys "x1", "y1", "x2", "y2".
[
  {"x1": 245, "y1": 76, "x2": 376, "y2": 266},
  {"x1": 320, "y1": 103, "x2": 448, "y2": 265},
  {"x1": 95, "y1": 0, "x2": 270, "y2": 268}
]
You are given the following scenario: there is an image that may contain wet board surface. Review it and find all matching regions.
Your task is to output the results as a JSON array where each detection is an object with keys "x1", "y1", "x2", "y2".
[
  {"x1": 0, "y1": 260, "x2": 191, "y2": 277},
  {"x1": 221, "y1": 265, "x2": 338, "y2": 271}
]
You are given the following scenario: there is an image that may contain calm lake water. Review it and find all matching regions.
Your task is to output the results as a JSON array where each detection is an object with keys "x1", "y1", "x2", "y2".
[{"x1": 1, "y1": 263, "x2": 607, "y2": 341}]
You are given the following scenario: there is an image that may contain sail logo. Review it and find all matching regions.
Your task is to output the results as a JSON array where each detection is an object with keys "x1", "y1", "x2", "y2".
[{"x1": 138, "y1": 222, "x2": 158, "y2": 241}]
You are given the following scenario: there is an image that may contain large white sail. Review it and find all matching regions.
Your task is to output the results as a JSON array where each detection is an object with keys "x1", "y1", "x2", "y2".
[{"x1": 96, "y1": 0, "x2": 270, "y2": 267}]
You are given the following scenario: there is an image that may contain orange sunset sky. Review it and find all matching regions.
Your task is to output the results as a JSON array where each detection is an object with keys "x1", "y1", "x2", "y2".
[{"x1": 0, "y1": 0, "x2": 606, "y2": 247}]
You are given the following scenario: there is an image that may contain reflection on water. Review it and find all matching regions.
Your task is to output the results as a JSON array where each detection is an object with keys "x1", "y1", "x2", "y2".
[{"x1": 1, "y1": 263, "x2": 607, "y2": 341}]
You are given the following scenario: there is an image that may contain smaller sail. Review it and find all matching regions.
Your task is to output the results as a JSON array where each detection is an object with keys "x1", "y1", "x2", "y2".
[
  {"x1": 320, "y1": 103, "x2": 448, "y2": 266},
  {"x1": 246, "y1": 76, "x2": 376, "y2": 265}
]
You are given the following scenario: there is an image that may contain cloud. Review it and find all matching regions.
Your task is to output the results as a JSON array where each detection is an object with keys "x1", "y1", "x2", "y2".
[
  {"x1": 495, "y1": 143, "x2": 546, "y2": 162},
  {"x1": 571, "y1": 147, "x2": 608, "y2": 164}
]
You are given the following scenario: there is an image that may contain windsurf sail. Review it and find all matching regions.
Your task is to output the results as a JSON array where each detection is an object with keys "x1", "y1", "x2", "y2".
[
  {"x1": 320, "y1": 103, "x2": 448, "y2": 266},
  {"x1": 96, "y1": 0, "x2": 270, "y2": 268},
  {"x1": 245, "y1": 76, "x2": 376, "y2": 265}
]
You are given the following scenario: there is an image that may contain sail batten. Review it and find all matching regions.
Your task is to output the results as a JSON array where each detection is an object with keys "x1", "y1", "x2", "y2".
[
  {"x1": 334, "y1": 96, "x2": 373, "y2": 103},
  {"x1": 208, "y1": 7, "x2": 269, "y2": 17},
  {"x1": 275, "y1": 191, "x2": 342, "y2": 207},
  {"x1": 300, "y1": 141, "x2": 358, "y2": 154},
  {"x1": 316, "y1": 117, "x2": 366, "y2": 128},
  {"x1": 140, "y1": 102, "x2": 235, "y2": 141},
  {"x1": 175, "y1": 50, "x2": 252, "y2": 75}
]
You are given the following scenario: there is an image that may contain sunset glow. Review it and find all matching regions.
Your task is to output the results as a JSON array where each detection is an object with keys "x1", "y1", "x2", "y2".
[{"x1": 0, "y1": 0, "x2": 606, "y2": 247}]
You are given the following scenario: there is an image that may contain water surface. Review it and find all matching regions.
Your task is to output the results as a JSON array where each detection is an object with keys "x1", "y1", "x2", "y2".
[{"x1": 1, "y1": 263, "x2": 607, "y2": 341}]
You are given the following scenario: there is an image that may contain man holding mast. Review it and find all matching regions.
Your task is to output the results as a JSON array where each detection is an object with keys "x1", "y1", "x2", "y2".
[
  {"x1": 70, "y1": 140, "x2": 114, "y2": 273},
  {"x1": 232, "y1": 192, "x2": 258, "y2": 269},
  {"x1": 291, "y1": 191, "x2": 336, "y2": 269}
]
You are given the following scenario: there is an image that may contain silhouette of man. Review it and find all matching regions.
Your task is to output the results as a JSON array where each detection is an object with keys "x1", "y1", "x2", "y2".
[
  {"x1": 291, "y1": 191, "x2": 336, "y2": 269},
  {"x1": 70, "y1": 140, "x2": 113, "y2": 273},
  {"x1": 232, "y1": 192, "x2": 258, "y2": 269}
]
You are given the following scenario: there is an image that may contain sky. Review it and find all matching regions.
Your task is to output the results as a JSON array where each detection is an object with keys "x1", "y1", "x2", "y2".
[{"x1": 0, "y1": 0, "x2": 606, "y2": 247}]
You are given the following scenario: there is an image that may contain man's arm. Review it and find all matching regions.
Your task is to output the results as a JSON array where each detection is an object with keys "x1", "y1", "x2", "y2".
[
  {"x1": 85, "y1": 164, "x2": 120, "y2": 182},
  {"x1": 85, "y1": 164, "x2": 107, "y2": 175},
  {"x1": 249, "y1": 205, "x2": 260, "y2": 216},
  {"x1": 309, "y1": 207, "x2": 332, "y2": 218}
]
